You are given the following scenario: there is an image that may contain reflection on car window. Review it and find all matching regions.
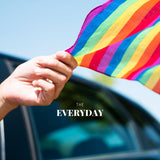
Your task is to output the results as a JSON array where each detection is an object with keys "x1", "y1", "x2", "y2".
[
  {"x1": 116, "y1": 95, "x2": 160, "y2": 150},
  {"x1": 31, "y1": 79, "x2": 160, "y2": 160}
]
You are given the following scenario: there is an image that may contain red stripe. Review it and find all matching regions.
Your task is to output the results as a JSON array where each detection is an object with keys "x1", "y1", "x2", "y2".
[
  {"x1": 153, "y1": 79, "x2": 160, "y2": 94},
  {"x1": 126, "y1": 44, "x2": 160, "y2": 80},
  {"x1": 128, "y1": 2, "x2": 160, "y2": 37},
  {"x1": 110, "y1": 0, "x2": 160, "y2": 46},
  {"x1": 89, "y1": 46, "x2": 109, "y2": 71}
]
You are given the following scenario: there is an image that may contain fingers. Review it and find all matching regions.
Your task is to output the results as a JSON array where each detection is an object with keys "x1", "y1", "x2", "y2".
[
  {"x1": 32, "y1": 79, "x2": 64, "y2": 103},
  {"x1": 35, "y1": 51, "x2": 77, "y2": 80},
  {"x1": 35, "y1": 68, "x2": 68, "y2": 84},
  {"x1": 32, "y1": 51, "x2": 77, "y2": 103},
  {"x1": 55, "y1": 51, "x2": 78, "y2": 69},
  {"x1": 33, "y1": 66, "x2": 69, "y2": 101},
  {"x1": 54, "y1": 84, "x2": 65, "y2": 99},
  {"x1": 32, "y1": 79, "x2": 56, "y2": 105}
]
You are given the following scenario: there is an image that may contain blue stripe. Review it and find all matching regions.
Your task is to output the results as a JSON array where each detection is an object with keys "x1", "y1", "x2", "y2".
[
  {"x1": 104, "y1": 33, "x2": 139, "y2": 76},
  {"x1": 71, "y1": 0, "x2": 127, "y2": 56},
  {"x1": 136, "y1": 21, "x2": 160, "y2": 81},
  {"x1": 136, "y1": 65, "x2": 160, "y2": 82},
  {"x1": 104, "y1": 20, "x2": 160, "y2": 76},
  {"x1": 153, "y1": 18, "x2": 160, "y2": 25}
]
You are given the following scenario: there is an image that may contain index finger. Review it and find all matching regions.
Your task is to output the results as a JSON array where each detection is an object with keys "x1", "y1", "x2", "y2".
[{"x1": 55, "y1": 51, "x2": 78, "y2": 69}]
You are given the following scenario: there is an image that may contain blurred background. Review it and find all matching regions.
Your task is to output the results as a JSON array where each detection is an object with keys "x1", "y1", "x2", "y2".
[{"x1": 0, "y1": 0, "x2": 159, "y2": 120}]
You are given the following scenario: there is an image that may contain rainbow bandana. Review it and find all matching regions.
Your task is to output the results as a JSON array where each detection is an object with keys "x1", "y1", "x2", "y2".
[{"x1": 66, "y1": 0, "x2": 160, "y2": 94}]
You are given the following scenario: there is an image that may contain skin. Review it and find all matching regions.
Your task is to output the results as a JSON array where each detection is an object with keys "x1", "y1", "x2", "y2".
[{"x1": 0, "y1": 51, "x2": 77, "y2": 120}]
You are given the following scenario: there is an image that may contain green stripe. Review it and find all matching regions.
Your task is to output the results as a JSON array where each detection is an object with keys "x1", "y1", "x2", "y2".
[
  {"x1": 112, "y1": 25, "x2": 154, "y2": 77},
  {"x1": 75, "y1": 0, "x2": 138, "y2": 57},
  {"x1": 139, "y1": 65, "x2": 160, "y2": 85}
]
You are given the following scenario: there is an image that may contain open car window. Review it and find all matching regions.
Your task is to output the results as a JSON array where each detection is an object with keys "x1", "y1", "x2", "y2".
[
  {"x1": 31, "y1": 78, "x2": 160, "y2": 160},
  {"x1": 31, "y1": 80, "x2": 143, "y2": 160}
]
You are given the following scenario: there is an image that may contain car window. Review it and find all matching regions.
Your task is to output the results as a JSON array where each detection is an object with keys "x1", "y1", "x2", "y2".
[
  {"x1": 31, "y1": 80, "x2": 139, "y2": 160},
  {"x1": 116, "y1": 95, "x2": 160, "y2": 150},
  {"x1": 0, "y1": 59, "x2": 10, "y2": 83},
  {"x1": 125, "y1": 105, "x2": 160, "y2": 150}
]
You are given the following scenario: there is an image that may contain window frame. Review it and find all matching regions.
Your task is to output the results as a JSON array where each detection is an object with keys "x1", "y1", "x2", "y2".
[
  {"x1": 0, "y1": 120, "x2": 5, "y2": 160},
  {"x1": 55, "y1": 149, "x2": 160, "y2": 160}
]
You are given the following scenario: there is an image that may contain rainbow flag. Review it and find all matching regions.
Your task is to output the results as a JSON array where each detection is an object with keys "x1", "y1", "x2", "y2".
[{"x1": 66, "y1": 0, "x2": 160, "y2": 94}]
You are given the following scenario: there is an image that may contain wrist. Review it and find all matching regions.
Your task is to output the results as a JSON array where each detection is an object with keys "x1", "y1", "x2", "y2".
[{"x1": 0, "y1": 82, "x2": 18, "y2": 120}]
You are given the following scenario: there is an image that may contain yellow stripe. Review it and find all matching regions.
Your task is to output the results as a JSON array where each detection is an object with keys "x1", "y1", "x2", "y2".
[
  {"x1": 145, "y1": 66, "x2": 160, "y2": 90},
  {"x1": 117, "y1": 23, "x2": 160, "y2": 78},
  {"x1": 75, "y1": 56, "x2": 83, "y2": 66},
  {"x1": 91, "y1": 0, "x2": 150, "y2": 52}
]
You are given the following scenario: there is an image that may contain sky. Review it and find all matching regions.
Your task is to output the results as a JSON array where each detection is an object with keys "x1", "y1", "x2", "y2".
[{"x1": 0, "y1": 0, "x2": 160, "y2": 121}]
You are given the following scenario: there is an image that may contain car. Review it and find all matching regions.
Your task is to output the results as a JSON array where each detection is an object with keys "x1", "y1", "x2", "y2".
[{"x1": 0, "y1": 53, "x2": 160, "y2": 160}]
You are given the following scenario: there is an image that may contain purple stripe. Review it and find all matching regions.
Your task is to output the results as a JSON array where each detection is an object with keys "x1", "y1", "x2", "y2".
[
  {"x1": 66, "y1": 0, "x2": 113, "y2": 53},
  {"x1": 131, "y1": 57, "x2": 160, "y2": 80},
  {"x1": 97, "y1": 40, "x2": 122, "y2": 73}
]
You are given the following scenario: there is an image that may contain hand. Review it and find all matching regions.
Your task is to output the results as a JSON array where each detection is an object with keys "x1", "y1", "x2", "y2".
[{"x1": 0, "y1": 51, "x2": 77, "y2": 119}]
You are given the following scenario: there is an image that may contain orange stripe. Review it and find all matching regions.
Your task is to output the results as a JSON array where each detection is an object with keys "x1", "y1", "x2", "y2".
[
  {"x1": 122, "y1": 31, "x2": 160, "y2": 78},
  {"x1": 153, "y1": 79, "x2": 160, "y2": 94},
  {"x1": 109, "y1": 0, "x2": 159, "y2": 45},
  {"x1": 80, "y1": 51, "x2": 96, "y2": 67}
]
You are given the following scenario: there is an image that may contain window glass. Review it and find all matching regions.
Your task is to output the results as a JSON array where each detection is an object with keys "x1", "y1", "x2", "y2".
[
  {"x1": 31, "y1": 80, "x2": 138, "y2": 160},
  {"x1": 143, "y1": 125, "x2": 160, "y2": 147},
  {"x1": 0, "y1": 59, "x2": 10, "y2": 83},
  {"x1": 117, "y1": 96, "x2": 160, "y2": 150}
]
